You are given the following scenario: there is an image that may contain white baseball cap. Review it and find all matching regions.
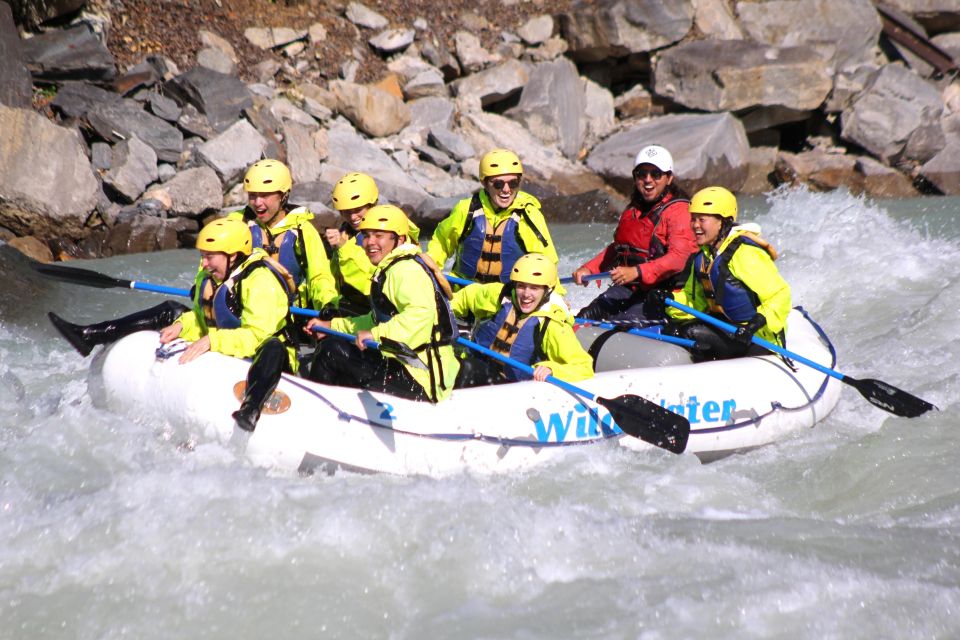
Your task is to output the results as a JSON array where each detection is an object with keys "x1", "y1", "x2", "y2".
[{"x1": 633, "y1": 145, "x2": 673, "y2": 173}]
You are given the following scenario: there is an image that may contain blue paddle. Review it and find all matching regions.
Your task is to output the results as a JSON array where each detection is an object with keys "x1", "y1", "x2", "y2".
[
  {"x1": 455, "y1": 336, "x2": 689, "y2": 453},
  {"x1": 665, "y1": 298, "x2": 936, "y2": 418}
]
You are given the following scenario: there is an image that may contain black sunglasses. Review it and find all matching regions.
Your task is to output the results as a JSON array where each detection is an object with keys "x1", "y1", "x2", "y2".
[
  {"x1": 633, "y1": 168, "x2": 666, "y2": 180},
  {"x1": 490, "y1": 178, "x2": 521, "y2": 191}
]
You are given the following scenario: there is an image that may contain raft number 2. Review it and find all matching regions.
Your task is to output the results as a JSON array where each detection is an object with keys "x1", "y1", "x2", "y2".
[{"x1": 533, "y1": 395, "x2": 736, "y2": 443}]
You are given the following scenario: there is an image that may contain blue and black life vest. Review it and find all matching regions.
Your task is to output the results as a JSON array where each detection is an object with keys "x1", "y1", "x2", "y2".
[
  {"x1": 199, "y1": 258, "x2": 295, "y2": 330},
  {"x1": 242, "y1": 205, "x2": 308, "y2": 286},
  {"x1": 454, "y1": 192, "x2": 548, "y2": 284},
  {"x1": 695, "y1": 235, "x2": 764, "y2": 324},
  {"x1": 472, "y1": 284, "x2": 549, "y2": 381}
]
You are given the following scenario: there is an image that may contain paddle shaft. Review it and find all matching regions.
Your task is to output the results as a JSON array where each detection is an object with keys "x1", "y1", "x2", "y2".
[
  {"x1": 445, "y1": 272, "x2": 610, "y2": 287},
  {"x1": 665, "y1": 299, "x2": 842, "y2": 381},
  {"x1": 573, "y1": 318, "x2": 696, "y2": 349},
  {"x1": 664, "y1": 298, "x2": 936, "y2": 417}
]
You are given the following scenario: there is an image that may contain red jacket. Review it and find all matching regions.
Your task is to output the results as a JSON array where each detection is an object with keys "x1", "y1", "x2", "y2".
[{"x1": 581, "y1": 193, "x2": 697, "y2": 290}]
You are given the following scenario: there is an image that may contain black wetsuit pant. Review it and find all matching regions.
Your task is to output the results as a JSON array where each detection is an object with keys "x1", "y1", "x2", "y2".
[
  {"x1": 306, "y1": 339, "x2": 429, "y2": 401},
  {"x1": 454, "y1": 356, "x2": 513, "y2": 388},
  {"x1": 668, "y1": 321, "x2": 765, "y2": 362},
  {"x1": 576, "y1": 284, "x2": 663, "y2": 323}
]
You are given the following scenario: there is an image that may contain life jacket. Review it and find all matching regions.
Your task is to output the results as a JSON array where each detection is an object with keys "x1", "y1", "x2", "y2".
[
  {"x1": 242, "y1": 205, "x2": 308, "y2": 286},
  {"x1": 198, "y1": 255, "x2": 296, "y2": 330},
  {"x1": 454, "y1": 192, "x2": 547, "y2": 284},
  {"x1": 695, "y1": 232, "x2": 777, "y2": 323},
  {"x1": 369, "y1": 252, "x2": 458, "y2": 401},
  {"x1": 613, "y1": 197, "x2": 690, "y2": 290},
  {"x1": 330, "y1": 224, "x2": 369, "y2": 313},
  {"x1": 473, "y1": 284, "x2": 549, "y2": 381}
]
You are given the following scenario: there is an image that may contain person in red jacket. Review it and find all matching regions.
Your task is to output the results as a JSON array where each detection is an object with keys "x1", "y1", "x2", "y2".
[{"x1": 572, "y1": 145, "x2": 698, "y2": 322}]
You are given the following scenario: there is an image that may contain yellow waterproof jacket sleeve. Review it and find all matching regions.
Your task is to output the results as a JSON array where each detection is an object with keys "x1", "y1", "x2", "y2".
[
  {"x1": 332, "y1": 234, "x2": 374, "y2": 300},
  {"x1": 451, "y1": 282, "x2": 503, "y2": 319}
]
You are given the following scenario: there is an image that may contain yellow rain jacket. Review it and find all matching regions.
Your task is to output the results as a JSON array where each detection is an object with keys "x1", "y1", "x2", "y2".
[
  {"x1": 331, "y1": 244, "x2": 460, "y2": 401},
  {"x1": 177, "y1": 249, "x2": 297, "y2": 370},
  {"x1": 228, "y1": 206, "x2": 337, "y2": 310},
  {"x1": 427, "y1": 190, "x2": 565, "y2": 295},
  {"x1": 452, "y1": 282, "x2": 594, "y2": 382},
  {"x1": 329, "y1": 221, "x2": 420, "y2": 313},
  {"x1": 667, "y1": 224, "x2": 791, "y2": 346}
]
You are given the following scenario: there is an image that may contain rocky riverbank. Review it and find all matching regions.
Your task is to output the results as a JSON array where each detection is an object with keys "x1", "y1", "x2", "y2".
[{"x1": 2, "y1": 0, "x2": 960, "y2": 262}]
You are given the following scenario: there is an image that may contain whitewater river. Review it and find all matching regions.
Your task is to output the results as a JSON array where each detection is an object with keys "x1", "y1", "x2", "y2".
[{"x1": 1, "y1": 188, "x2": 958, "y2": 639}]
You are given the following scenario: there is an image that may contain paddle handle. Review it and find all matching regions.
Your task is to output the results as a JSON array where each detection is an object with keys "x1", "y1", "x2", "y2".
[
  {"x1": 455, "y1": 337, "x2": 597, "y2": 401},
  {"x1": 665, "y1": 298, "x2": 844, "y2": 382}
]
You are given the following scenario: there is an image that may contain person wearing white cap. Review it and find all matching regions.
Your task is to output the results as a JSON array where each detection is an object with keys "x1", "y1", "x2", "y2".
[{"x1": 571, "y1": 144, "x2": 698, "y2": 322}]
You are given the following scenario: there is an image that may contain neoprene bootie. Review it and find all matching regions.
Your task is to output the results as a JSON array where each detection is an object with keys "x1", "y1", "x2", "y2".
[
  {"x1": 232, "y1": 338, "x2": 286, "y2": 432},
  {"x1": 48, "y1": 301, "x2": 188, "y2": 357}
]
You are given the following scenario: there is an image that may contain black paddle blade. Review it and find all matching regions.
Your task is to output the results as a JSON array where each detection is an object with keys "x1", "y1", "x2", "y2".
[
  {"x1": 598, "y1": 394, "x2": 690, "y2": 454},
  {"x1": 34, "y1": 263, "x2": 126, "y2": 289},
  {"x1": 847, "y1": 376, "x2": 937, "y2": 418}
]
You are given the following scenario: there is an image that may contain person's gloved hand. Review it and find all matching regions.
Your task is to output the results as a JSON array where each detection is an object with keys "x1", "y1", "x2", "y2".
[
  {"x1": 317, "y1": 304, "x2": 340, "y2": 321},
  {"x1": 734, "y1": 313, "x2": 766, "y2": 345},
  {"x1": 647, "y1": 288, "x2": 673, "y2": 315}
]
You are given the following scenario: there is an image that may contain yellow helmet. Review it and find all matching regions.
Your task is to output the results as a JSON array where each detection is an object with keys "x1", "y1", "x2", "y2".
[
  {"x1": 196, "y1": 218, "x2": 252, "y2": 255},
  {"x1": 510, "y1": 253, "x2": 557, "y2": 288},
  {"x1": 689, "y1": 186, "x2": 737, "y2": 221},
  {"x1": 243, "y1": 159, "x2": 292, "y2": 194},
  {"x1": 331, "y1": 172, "x2": 379, "y2": 211},
  {"x1": 358, "y1": 204, "x2": 410, "y2": 237},
  {"x1": 480, "y1": 149, "x2": 523, "y2": 180}
]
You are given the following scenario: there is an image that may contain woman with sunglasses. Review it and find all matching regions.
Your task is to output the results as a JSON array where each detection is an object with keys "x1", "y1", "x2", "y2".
[
  {"x1": 572, "y1": 145, "x2": 697, "y2": 322},
  {"x1": 427, "y1": 149, "x2": 561, "y2": 291}
]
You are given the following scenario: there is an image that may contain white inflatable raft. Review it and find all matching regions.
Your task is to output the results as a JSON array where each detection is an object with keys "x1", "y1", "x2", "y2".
[{"x1": 89, "y1": 307, "x2": 842, "y2": 475}]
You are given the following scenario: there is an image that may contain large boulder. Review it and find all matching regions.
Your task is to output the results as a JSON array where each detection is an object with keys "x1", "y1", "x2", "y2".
[
  {"x1": 920, "y1": 141, "x2": 960, "y2": 195},
  {"x1": 655, "y1": 40, "x2": 832, "y2": 112},
  {"x1": 0, "y1": 105, "x2": 98, "y2": 239},
  {"x1": 841, "y1": 64, "x2": 944, "y2": 164},
  {"x1": 559, "y1": 0, "x2": 695, "y2": 62},
  {"x1": 330, "y1": 80, "x2": 410, "y2": 138},
  {"x1": 0, "y1": 2, "x2": 32, "y2": 108},
  {"x1": 163, "y1": 67, "x2": 253, "y2": 134},
  {"x1": 735, "y1": 0, "x2": 882, "y2": 72},
  {"x1": 505, "y1": 57, "x2": 585, "y2": 160},
  {"x1": 86, "y1": 98, "x2": 184, "y2": 163},
  {"x1": 586, "y1": 112, "x2": 750, "y2": 194},
  {"x1": 20, "y1": 23, "x2": 116, "y2": 82}
]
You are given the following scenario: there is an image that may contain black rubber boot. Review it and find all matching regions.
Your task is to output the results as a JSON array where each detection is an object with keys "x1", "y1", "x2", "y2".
[
  {"x1": 48, "y1": 301, "x2": 189, "y2": 357},
  {"x1": 232, "y1": 338, "x2": 287, "y2": 432}
]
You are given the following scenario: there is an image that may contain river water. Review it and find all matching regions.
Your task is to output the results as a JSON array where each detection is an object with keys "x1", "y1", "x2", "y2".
[{"x1": 1, "y1": 188, "x2": 957, "y2": 639}]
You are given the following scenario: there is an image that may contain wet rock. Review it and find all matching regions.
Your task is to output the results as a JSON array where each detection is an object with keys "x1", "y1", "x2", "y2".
[
  {"x1": 0, "y1": 2, "x2": 32, "y2": 108},
  {"x1": 587, "y1": 112, "x2": 750, "y2": 194},
  {"x1": 655, "y1": 40, "x2": 832, "y2": 112},
  {"x1": 841, "y1": 64, "x2": 944, "y2": 164},
  {"x1": 330, "y1": 79, "x2": 410, "y2": 138},
  {"x1": 102, "y1": 215, "x2": 180, "y2": 256},
  {"x1": 560, "y1": 0, "x2": 694, "y2": 62},
  {"x1": 163, "y1": 67, "x2": 253, "y2": 134},
  {"x1": 452, "y1": 59, "x2": 529, "y2": 111},
  {"x1": 920, "y1": 140, "x2": 960, "y2": 195},
  {"x1": 21, "y1": 23, "x2": 116, "y2": 82},
  {"x1": 86, "y1": 98, "x2": 184, "y2": 163},
  {"x1": 196, "y1": 119, "x2": 268, "y2": 185},
  {"x1": 103, "y1": 136, "x2": 158, "y2": 203},
  {"x1": 0, "y1": 104, "x2": 98, "y2": 240},
  {"x1": 506, "y1": 57, "x2": 585, "y2": 159},
  {"x1": 736, "y1": 0, "x2": 882, "y2": 72},
  {"x1": 151, "y1": 166, "x2": 223, "y2": 217},
  {"x1": 7, "y1": 235, "x2": 53, "y2": 262}
]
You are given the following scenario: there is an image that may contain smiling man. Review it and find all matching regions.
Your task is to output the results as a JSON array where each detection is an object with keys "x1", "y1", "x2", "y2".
[
  {"x1": 427, "y1": 149, "x2": 561, "y2": 290},
  {"x1": 305, "y1": 205, "x2": 460, "y2": 402},
  {"x1": 451, "y1": 253, "x2": 593, "y2": 387}
]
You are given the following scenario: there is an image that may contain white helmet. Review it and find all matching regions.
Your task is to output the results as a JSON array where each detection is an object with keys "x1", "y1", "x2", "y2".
[{"x1": 633, "y1": 145, "x2": 673, "y2": 173}]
